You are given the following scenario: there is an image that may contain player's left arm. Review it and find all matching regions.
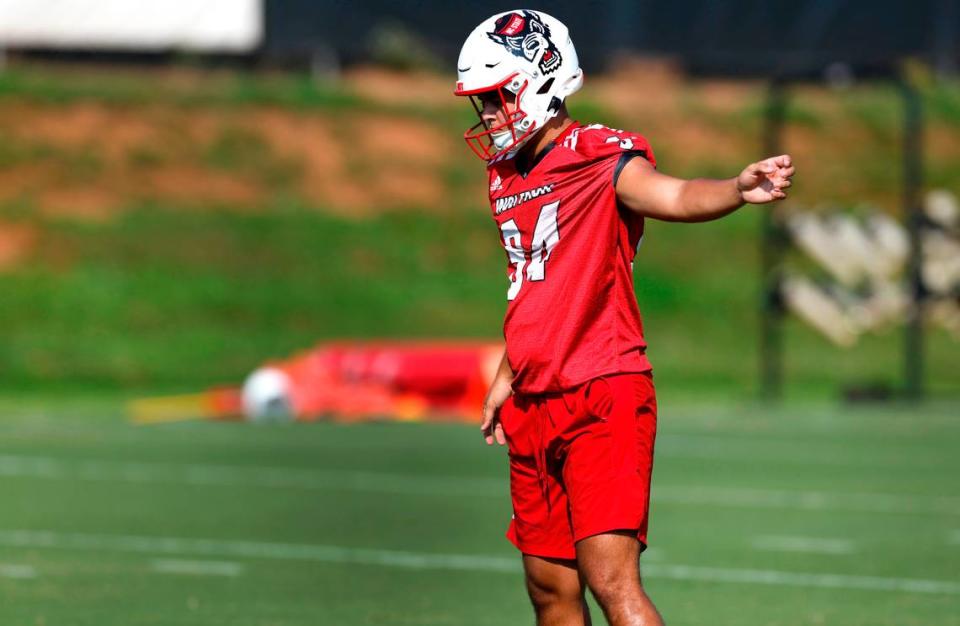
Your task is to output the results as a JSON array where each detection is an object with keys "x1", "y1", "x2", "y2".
[{"x1": 615, "y1": 154, "x2": 795, "y2": 222}]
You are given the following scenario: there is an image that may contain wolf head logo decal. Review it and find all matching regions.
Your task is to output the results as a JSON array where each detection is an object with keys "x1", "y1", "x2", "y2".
[{"x1": 487, "y1": 10, "x2": 562, "y2": 75}]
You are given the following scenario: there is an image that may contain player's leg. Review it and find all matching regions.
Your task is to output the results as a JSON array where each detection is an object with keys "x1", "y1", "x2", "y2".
[
  {"x1": 523, "y1": 555, "x2": 592, "y2": 626},
  {"x1": 576, "y1": 531, "x2": 663, "y2": 626},
  {"x1": 555, "y1": 373, "x2": 660, "y2": 625},
  {"x1": 501, "y1": 395, "x2": 585, "y2": 625}
]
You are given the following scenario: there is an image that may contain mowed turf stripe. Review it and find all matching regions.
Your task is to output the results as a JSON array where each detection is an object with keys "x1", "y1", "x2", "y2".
[
  {"x1": 751, "y1": 535, "x2": 856, "y2": 555},
  {"x1": 0, "y1": 563, "x2": 37, "y2": 579},
  {"x1": 151, "y1": 559, "x2": 244, "y2": 577},
  {"x1": 1, "y1": 453, "x2": 958, "y2": 516},
  {"x1": 0, "y1": 530, "x2": 520, "y2": 573},
  {"x1": 0, "y1": 530, "x2": 957, "y2": 595},
  {"x1": 0, "y1": 454, "x2": 503, "y2": 497}
]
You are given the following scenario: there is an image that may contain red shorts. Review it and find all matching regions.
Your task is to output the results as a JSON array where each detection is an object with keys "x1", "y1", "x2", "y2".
[{"x1": 500, "y1": 372, "x2": 657, "y2": 560}]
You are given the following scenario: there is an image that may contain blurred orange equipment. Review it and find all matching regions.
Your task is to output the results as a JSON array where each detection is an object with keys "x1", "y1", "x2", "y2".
[{"x1": 242, "y1": 341, "x2": 504, "y2": 423}]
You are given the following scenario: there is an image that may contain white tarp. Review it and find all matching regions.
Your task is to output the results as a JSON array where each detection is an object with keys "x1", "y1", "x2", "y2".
[{"x1": 0, "y1": 0, "x2": 263, "y2": 52}]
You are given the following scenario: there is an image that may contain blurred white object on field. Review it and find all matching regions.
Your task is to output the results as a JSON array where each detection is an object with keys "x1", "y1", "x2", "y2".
[{"x1": 242, "y1": 367, "x2": 294, "y2": 423}]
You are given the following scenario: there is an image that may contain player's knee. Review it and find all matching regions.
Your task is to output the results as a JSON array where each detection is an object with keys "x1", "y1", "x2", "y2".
[
  {"x1": 582, "y1": 563, "x2": 641, "y2": 607},
  {"x1": 525, "y1": 572, "x2": 581, "y2": 613}
]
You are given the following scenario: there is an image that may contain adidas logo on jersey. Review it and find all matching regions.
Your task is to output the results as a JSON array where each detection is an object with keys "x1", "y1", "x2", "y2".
[
  {"x1": 490, "y1": 175, "x2": 503, "y2": 192},
  {"x1": 494, "y1": 184, "x2": 554, "y2": 215}
]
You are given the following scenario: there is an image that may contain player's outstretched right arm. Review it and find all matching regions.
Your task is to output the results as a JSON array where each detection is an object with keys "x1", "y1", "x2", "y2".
[
  {"x1": 616, "y1": 154, "x2": 795, "y2": 222},
  {"x1": 481, "y1": 350, "x2": 513, "y2": 446}
]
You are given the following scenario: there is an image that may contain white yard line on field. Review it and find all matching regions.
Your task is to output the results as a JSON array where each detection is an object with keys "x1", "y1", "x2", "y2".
[
  {"x1": 1, "y1": 453, "x2": 958, "y2": 516},
  {"x1": 0, "y1": 529, "x2": 956, "y2": 596},
  {"x1": 644, "y1": 563, "x2": 960, "y2": 595},
  {"x1": 751, "y1": 535, "x2": 856, "y2": 555},
  {"x1": 151, "y1": 558, "x2": 244, "y2": 577},
  {"x1": 655, "y1": 434, "x2": 953, "y2": 469},
  {"x1": 0, "y1": 563, "x2": 38, "y2": 579},
  {"x1": 654, "y1": 485, "x2": 960, "y2": 516}
]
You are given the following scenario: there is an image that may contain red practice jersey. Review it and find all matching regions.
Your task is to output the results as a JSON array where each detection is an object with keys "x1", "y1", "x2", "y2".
[{"x1": 488, "y1": 122, "x2": 655, "y2": 394}]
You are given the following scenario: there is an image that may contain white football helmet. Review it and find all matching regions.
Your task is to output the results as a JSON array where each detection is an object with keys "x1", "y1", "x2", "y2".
[
  {"x1": 454, "y1": 10, "x2": 583, "y2": 160},
  {"x1": 241, "y1": 367, "x2": 294, "y2": 423}
]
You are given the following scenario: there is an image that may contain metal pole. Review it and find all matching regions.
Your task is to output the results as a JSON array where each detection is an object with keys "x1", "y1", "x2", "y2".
[
  {"x1": 760, "y1": 79, "x2": 786, "y2": 400},
  {"x1": 934, "y1": 0, "x2": 958, "y2": 79},
  {"x1": 607, "y1": 0, "x2": 641, "y2": 53},
  {"x1": 901, "y1": 78, "x2": 925, "y2": 400}
]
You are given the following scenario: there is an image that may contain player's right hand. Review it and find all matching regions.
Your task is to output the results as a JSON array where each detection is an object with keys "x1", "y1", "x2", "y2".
[
  {"x1": 737, "y1": 154, "x2": 794, "y2": 203},
  {"x1": 481, "y1": 378, "x2": 512, "y2": 446}
]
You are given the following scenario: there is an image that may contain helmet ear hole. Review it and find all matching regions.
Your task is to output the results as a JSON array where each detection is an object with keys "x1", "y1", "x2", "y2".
[
  {"x1": 536, "y1": 78, "x2": 555, "y2": 95},
  {"x1": 548, "y1": 96, "x2": 562, "y2": 113}
]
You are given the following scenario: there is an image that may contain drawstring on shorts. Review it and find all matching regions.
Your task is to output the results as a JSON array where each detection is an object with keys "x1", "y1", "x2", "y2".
[{"x1": 532, "y1": 399, "x2": 554, "y2": 518}]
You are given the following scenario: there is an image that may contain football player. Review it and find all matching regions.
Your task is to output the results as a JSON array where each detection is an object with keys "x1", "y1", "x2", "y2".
[{"x1": 455, "y1": 10, "x2": 794, "y2": 626}]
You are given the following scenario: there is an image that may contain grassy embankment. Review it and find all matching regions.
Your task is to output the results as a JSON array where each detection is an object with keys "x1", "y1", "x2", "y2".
[{"x1": 0, "y1": 65, "x2": 958, "y2": 403}]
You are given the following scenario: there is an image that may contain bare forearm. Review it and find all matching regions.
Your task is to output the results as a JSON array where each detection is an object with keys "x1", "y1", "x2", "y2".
[
  {"x1": 481, "y1": 348, "x2": 514, "y2": 445},
  {"x1": 616, "y1": 154, "x2": 794, "y2": 221},
  {"x1": 495, "y1": 349, "x2": 514, "y2": 384},
  {"x1": 672, "y1": 177, "x2": 744, "y2": 222}
]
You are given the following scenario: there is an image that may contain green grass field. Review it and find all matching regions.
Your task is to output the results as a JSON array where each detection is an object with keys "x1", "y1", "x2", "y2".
[{"x1": 0, "y1": 398, "x2": 957, "y2": 625}]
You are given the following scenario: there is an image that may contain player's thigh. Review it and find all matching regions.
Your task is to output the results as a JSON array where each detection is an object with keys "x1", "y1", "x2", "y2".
[
  {"x1": 502, "y1": 396, "x2": 578, "y2": 559},
  {"x1": 576, "y1": 531, "x2": 664, "y2": 626},
  {"x1": 562, "y1": 373, "x2": 657, "y2": 542},
  {"x1": 523, "y1": 554, "x2": 585, "y2": 605},
  {"x1": 501, "y1": 396, "x2": 544, "y2": 526},
  {"x1": 566, "y1": 373, "x2": 656, "y2": 477},
  {"x1": 575, "y1": 531, "x2": 642, "y2": 584}
]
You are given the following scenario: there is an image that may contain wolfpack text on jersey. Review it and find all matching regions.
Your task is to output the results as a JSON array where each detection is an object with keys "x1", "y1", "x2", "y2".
[{"x1": 493, "y1": 184, "x2": 555, "y2": 215}]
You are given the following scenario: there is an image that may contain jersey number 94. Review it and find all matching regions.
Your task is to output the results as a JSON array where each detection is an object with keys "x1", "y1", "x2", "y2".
[{"x1": 499, "y1": 200, "x2": 561, "y2": 300}]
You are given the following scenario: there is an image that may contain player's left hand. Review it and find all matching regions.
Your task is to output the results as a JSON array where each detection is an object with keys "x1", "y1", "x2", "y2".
[
  {"x1": 737, "y1": 155, "x2": 795, "y2": 204},
  {"x1": 481, "y1": 377, "x2": 512, "y2": 446}
]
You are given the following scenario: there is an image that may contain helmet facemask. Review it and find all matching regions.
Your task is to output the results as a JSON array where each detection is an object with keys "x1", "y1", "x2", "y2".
[{"x1": 462, "y1": 76, "x2": 534, "y2": 161}]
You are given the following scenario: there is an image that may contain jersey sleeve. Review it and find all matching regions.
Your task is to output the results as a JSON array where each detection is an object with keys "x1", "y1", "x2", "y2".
[
  {"x1": 570, "y1": 125, "x2": 656, "y2": 175},
  {"x1": 568, "y1": 125, "x2": 653, "y2": 247}
]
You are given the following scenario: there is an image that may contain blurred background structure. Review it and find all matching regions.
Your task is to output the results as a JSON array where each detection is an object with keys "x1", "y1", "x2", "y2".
[{"x1": 0, "y1": 2, "x2": 958, "y2": 625}]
